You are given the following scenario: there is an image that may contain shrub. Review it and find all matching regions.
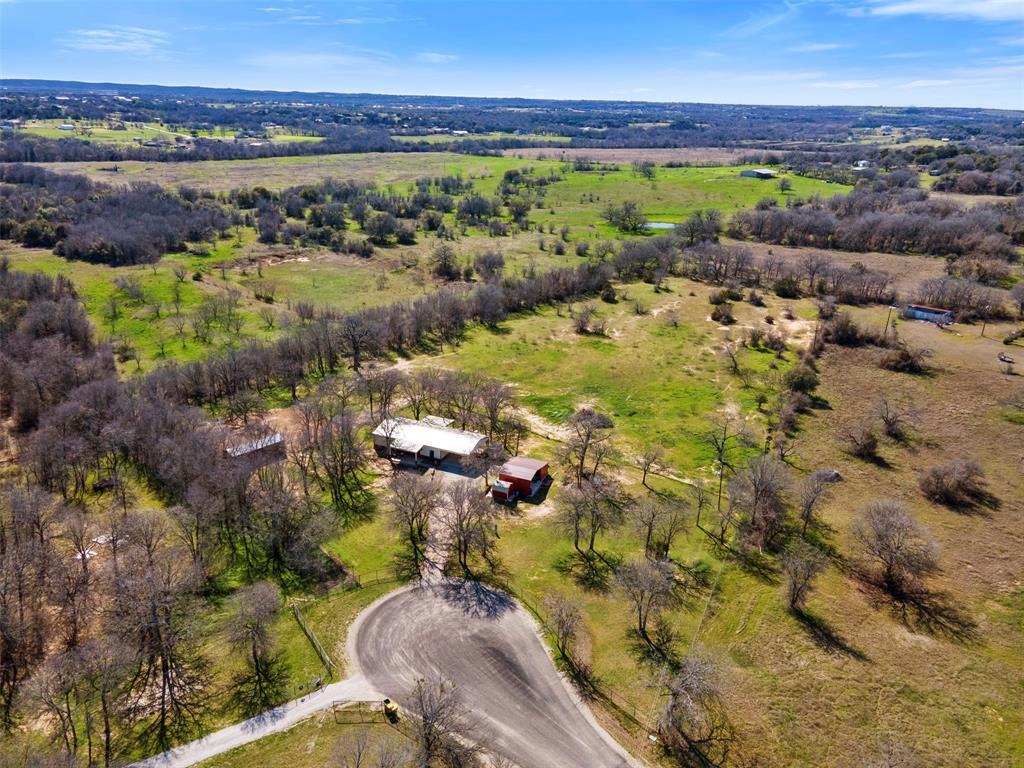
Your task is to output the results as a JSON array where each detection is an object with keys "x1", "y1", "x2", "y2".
[
  {"x1": 773, "y1": 277, "x2": 801, "y2": 299},
  {"x1": 711, "y1": 302, "x2": 735, "y2": 324},
  {"x1": 747, "y1": 289, "x2": 765, "y2": 307},
  {"x1": 919, "y1": 458, "x2": 988, "y2": 508},
  {"x1": 763, "y1": 331, "x2": 787, "y2": 353},
  {"x1": 880, "y1": 343, "x2": 932, "y2": 374},
  {"x1": 840, "y1": 424, "x2": 879, "y2": 460},
  {"x1": 784, "y1": 363, "x2": 819, "y2": 394}
]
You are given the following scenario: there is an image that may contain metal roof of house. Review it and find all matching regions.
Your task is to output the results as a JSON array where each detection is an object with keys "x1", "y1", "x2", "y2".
[
  {"x1": 373, "y1": 418, "x2": 486, "y2": 457},
  {"x1": 499, "y1": 456, "x2": 548, "y2": 481}
]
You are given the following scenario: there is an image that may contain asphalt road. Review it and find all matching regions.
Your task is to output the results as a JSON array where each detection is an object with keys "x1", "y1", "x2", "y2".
[{"x1": 349, "y1": 579, "x2": 636, "y2": 768}]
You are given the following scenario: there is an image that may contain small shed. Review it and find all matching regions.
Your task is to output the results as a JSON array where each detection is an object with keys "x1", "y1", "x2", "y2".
[
  {"x1": 490, "y1": 478, "x2": 514, "y2": 502},
  {"x1": 905, "y1": 304, "x2": 953, "y2": 324},
  {"x1": 497, "y1": 456, "x2": 550, "y2": 499},
  {"x1": 739, "y1": 168, "x2": 777, "y2": 180}
]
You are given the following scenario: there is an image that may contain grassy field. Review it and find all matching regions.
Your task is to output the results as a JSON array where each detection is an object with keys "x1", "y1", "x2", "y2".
[
  {"x1": 697, "y1": 308, "x2": 1024, "y2": 767},
  {"x1": 540, "y1": 164, "x2": 846, "y2": 237},
  {"x1": 198, "y1": 705, "x2": 406, "y2": 768},
  {"x1": 38, "y1": 152, "x2": 542, "y2": 192},
  {"x1": 0, "y1": 240, "x2": 282, "y2": 373},
  {"x1": 384, "y1": 269, "x2": 1023, "y2": 766},
  {"x1": 17, "y1": 120, "x2": 323, "y2": 144},
  {"x1": 416, "y1": 276, "x2": 800, "y2": 472},
  {"x1": 6, "y1": 155, "x2": 850, "y2": 374}
]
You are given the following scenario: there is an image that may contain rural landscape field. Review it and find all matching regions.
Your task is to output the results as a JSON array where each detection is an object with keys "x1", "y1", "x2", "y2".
[{"x1": 0, "y1": 2, "x2": 1022, "y2": 768}]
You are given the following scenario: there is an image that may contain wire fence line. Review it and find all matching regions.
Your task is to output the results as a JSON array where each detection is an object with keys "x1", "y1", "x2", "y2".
[{"x1": 291, "y1": 603, "x2": 336, "y2": 677}]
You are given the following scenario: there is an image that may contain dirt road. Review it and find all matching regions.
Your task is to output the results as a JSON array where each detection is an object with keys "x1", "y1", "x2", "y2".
[{"x1": 349, "y1": 580, "x2": 636, "y2": 768}]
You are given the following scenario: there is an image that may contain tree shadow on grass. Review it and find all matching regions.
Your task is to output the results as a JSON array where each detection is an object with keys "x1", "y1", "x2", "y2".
[
  {"x1": 627, "y1": 623, "x2": 683, "y2": 674},
  {"x1": 889, "y1": 586, "x2": 980, "y2": 643},
  {"x1": 731, "y1": 547, "x2": 780, "y2": 586},
  {"x1": 554, "y1": 549, "x2": 621, "y2": 592},
  {"x1": 860, "y1": 576, "x2": 980, "y2": 644},
  {"x1": 793, "y1": 610, "x2": 869, "y2": 662}
]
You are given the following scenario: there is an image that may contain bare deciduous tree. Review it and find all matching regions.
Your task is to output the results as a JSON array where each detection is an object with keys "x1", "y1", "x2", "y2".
[
  {"x1": 637, "y1": 444, "x2": 665, "y2": 489},
  {"x1": 226, "y1": 581, "x2": 287, "y2": 717},
  {"x1": 564, "y1": 408, "x2": 614, "y2": 487},
  {"x1": 781, "y1": 541, "x2": 828, "y2": 612},
  {"x1": 875, "y1": 398, "x2": 916, "y2": 443},
  {"x1": 616, "y1": 559, "x2": 679, "y2": 641},
  {"x1": 388, "y1": 473, "x2": 439, "y2": 578},
  {"x1": 853, "y1": 500, "x2": 939, "y2": 592},
  {"x1": 442, "y1": 480, "x2": 498, "y2": 576},
  {"x1": 541, "y1": 593, "x2": 582, "y2": 661},
  {"x1": 659, "y1": 656, "x2": 732, "y2": 767},
  {"x1": 407, "y1": 676, "x2": 483, "y2": 768},
  {"x1": 796, "y1": 469, "x2": 833, "y2": 536}
]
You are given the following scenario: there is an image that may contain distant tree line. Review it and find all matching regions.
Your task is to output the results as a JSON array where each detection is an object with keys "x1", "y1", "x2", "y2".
[{"x1": 728, "y1": 183, "x2": 1023, "y2": 264}]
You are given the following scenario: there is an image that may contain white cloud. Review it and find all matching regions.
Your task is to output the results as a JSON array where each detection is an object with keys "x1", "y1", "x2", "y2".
[
  {"x1": 879, "y1": 51, "x2": 931, "y2": 58},
  {"x1": 60, "y1": 26, "x2": 169, "y2": 54},
  {"x1": 787, "y1": 42, "x2": 848, "y2": 52},
  {"x1": 863, "y1": 0, "x2": 1023, "y2": 21},
  {"x1": 810, "y1": 80, "x2": 879, "y2": 88},
  {"x1": 899, "y1": 78, "x2": 956, "y2": 87},
  {"x1": 416, "y1": 52, "x2": 458, "y2": 64},
  {"x1": 245, "y1": 52, "x2": 377, "y2": 69},
  {"x1": 723, "y1": 1, "x2": 800, "y2": 38}
]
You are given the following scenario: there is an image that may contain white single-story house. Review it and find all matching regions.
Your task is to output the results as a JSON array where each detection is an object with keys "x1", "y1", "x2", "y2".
[{"x1": 373, "y1": 417, "x2": 486, "y2": 464}]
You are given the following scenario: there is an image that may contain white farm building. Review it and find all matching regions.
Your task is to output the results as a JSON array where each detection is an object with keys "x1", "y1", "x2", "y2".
[{"x1": 372, "y1": 417, "x2": 486, "y2": 464}]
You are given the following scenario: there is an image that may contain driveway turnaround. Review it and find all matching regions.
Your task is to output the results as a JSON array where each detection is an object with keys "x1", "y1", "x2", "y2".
[{"x1": 349, "y1": 579, "x2": 636, "y2": 768}]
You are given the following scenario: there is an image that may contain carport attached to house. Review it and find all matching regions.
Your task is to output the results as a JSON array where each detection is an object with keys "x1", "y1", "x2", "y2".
[{"x1": 373, "y1": 417, "x2": 486, "y2": 464}]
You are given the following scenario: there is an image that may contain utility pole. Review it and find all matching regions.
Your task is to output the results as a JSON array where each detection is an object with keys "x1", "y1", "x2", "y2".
[{"x1": 883, "y1": 304, "x2": 897, "y2": 337}]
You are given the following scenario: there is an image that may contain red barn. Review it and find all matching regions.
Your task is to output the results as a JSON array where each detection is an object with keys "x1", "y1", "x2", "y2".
[{"x1": 497, "y1": 456, "x2": 550, "y2": 499}]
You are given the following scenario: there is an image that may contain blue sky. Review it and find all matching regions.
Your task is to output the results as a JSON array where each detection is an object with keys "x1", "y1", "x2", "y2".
[{"x1": 1, "y1": 0, "x2": 1022, "y2": 108}]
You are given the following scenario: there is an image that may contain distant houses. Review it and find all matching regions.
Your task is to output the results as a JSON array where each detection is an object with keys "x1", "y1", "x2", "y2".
[
  {"x1": 372, "y1": 416, "x2": 486, "y2": 465},
  {"x1": 739, "y1": 168, "x2": 777, "y2": 180}
]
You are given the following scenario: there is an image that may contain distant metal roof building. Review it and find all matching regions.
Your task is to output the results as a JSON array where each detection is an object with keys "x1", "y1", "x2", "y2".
[
  {"x1": 905, "y1": 304, "x2": 953, "y2": 323},
  {"x1": 739, "y1": 168, "x2": 777, "y2": 179},
  {"x1": 226, "y1": 433, "x2": 285, "y2": 458}
]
